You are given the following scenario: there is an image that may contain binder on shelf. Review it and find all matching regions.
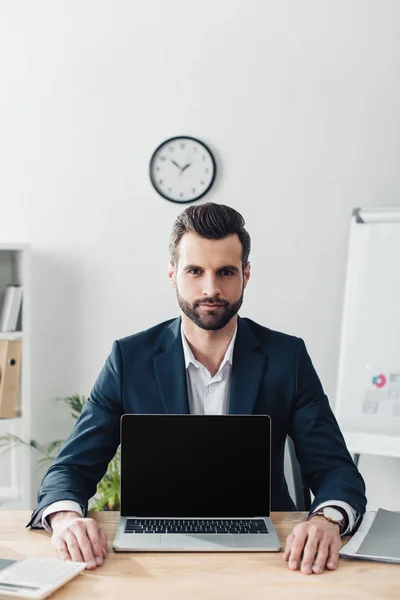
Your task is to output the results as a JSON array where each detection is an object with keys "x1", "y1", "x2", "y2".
[
  {"x1": 0, "y1": 287, "x2": 15, "y2": 331},
  {"x1": 9, "y1": 286, "x2": 23, "y2": 331},
  {"x1": 0, "y1": 340, "x2": 22, "y2": 418},
  {"x1": 0, "y1": 286, "x2": 23, "y2": 332}
]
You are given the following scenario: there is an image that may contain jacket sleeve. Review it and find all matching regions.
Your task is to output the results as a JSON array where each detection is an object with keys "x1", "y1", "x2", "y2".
[
  {"x1": 27, "y1": 341, "x2": 123, "y2": 528},
  {"x1": 289, "y1": 338, "x2": 367, "y2": 516}
]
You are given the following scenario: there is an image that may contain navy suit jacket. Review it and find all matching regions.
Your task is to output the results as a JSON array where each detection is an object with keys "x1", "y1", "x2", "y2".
[{"x1": 28, "y1": 316, "x2": 366, "y2": 526}]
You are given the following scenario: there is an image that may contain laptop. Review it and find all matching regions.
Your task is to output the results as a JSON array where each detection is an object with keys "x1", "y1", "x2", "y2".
[{"x1": 113, "y1": 414, "x2": 281, "y2": 552}]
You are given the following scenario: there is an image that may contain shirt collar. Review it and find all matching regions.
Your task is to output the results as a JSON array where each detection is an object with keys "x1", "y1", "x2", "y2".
[{"x1": 180, "y1": 323, "x2": 237, "y2": 372}]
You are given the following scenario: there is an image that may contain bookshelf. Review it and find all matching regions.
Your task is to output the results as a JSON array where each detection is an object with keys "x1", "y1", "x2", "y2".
[
  {"x1": 0, "y1": 245, "x2": 31, "y2": 509},
  {"x1": 0, "y1": 332, "x2": 23, "y2": 340}
]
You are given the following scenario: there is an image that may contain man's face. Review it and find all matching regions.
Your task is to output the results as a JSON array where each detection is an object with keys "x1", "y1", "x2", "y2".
[{"x1": 169, "y1": 232, "x2": 250, "y2": 330}]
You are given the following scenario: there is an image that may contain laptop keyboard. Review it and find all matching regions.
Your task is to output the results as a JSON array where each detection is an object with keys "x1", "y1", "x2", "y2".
[{"x1": 125, "y1": 519, "x2": 268, "y2": 534}]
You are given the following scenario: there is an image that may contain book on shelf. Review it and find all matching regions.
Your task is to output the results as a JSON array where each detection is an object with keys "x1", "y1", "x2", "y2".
[
  {"x1": 0, "y1": 285, "x2": 23, "y2": 332},
  {"x1": 0, "y1": 339, "x2": 22, "y2": 418}
]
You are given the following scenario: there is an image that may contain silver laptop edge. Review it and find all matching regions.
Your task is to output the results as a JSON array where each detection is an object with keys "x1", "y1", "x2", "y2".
[
  {"x1": 113, "y1": 415, "x2": 281, "y2": 552},
  {"x1": 113, "y1": 516, "x2": 280, "y2": 552}
]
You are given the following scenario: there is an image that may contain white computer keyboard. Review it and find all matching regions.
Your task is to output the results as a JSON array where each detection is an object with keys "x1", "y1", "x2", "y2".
[{"x1": 0, "y1": 557, "x2": 86, "y2": 599}]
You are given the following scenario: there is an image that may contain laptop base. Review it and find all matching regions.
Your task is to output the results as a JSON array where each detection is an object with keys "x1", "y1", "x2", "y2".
[{"x1": 113, "y1": 517, "x2": 281, "y2": 552}]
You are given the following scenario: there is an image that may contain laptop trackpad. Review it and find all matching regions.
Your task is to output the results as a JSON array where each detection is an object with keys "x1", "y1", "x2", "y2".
[
  {"x1": 126, "y1": 534, "x2": 162, "y2": 549},
  {"x1": 161, "y1": 534, "x2": 234, "y2": 550},
  {"x1": 233, "y1": 534, "x2": 270, "y2": 548}
]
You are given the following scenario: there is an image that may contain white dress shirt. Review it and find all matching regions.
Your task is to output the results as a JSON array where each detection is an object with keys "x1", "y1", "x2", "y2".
[
  {"x1": 182, "y1": 324, "x2": 237, "y2": 415},
  {"x1": 35, "y1": 325, "x2": 357, "y2": 534}
]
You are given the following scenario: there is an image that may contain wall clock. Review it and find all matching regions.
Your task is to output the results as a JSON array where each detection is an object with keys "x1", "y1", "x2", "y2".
[{"x1": 149, "y1": 136, "x2": 216, "y2": 203}]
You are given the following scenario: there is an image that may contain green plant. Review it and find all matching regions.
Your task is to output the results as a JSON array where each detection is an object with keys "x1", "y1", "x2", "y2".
[{"x1": 0, "y1": 394, "x2": 121, "y2": 511}]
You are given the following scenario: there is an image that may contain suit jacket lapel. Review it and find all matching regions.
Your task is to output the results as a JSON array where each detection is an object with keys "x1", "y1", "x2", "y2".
[
  {"x1": 153, "y1": 317, "x2": 190, "y2": 414},
  {"x1": 229, "y1": 317, "x2": 266, "y2": 414}
]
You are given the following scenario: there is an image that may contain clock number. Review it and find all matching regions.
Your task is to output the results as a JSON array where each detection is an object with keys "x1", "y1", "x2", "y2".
[
  {"x1": 159, "y1": 179, "x2": 163, "y2": 185},
  {"x1": 180, "y1": 142, "x2": 186, "y2": 149},
  {"x1": 180, "y1": 192, "x2": 184, "y2": 198},
  {"x1": 160, "y1": 156, "x2": 166, "y2": 162}
]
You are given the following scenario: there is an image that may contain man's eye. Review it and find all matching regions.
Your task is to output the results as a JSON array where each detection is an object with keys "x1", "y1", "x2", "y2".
[
  {"x1": 221, "y1": 270, "x2": 234, "y2": 277},
  {"x1": 188, "y1": 269, "x2": 201, "y2": 275}
]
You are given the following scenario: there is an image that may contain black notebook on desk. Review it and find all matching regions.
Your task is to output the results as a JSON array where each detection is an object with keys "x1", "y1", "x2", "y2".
[{"x1": 340, "y1": 509, "x2": 400, "y2": 564}]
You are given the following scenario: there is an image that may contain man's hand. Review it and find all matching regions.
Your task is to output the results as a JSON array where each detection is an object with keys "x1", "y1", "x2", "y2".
[
  {"x1": 283, "y1": 516, "x2": 342, "y2": 575},
  {"x1": 50, "y1": 511, "x2": 108, "y2": 570}
]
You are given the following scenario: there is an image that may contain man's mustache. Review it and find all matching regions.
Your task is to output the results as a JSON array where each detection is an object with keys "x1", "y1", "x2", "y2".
[{"x1": 193, "y1": 298, "x2": 229, "y2": 308}]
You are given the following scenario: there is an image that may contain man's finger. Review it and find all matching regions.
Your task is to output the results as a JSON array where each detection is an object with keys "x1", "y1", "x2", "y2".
[
  {"x1": 288, "y1": 528, "x2": 308, "y2": 570},
  {"x1": 63, "y1": 529, "x2": 89, "y2": 567},
  {"x1": 282, "y1": 533, "x2": 294, "y2": 561},
  {"x1": 298, "y1": 525, "x2": 319, "y2": 574},
  {"x1": 70, "y1": 523, "x2": 99, "y2": 568},
  {"x1": 311, "y1": 539, "x2": 330, "y2": 574},
  {"x1": 85, "y1": 520, "x2": 105, "y2": 563},
  {"x1": 326, "y1": 540, "x2": 341, "y2": 570},
  {"x1": 99, "y1": 529, "x2": 109, "y2": 555},
  {"x1": 53, "y1": 538, "x2": 71, "y2": 562}
]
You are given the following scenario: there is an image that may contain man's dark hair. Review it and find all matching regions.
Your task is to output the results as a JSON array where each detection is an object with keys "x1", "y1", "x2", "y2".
[{"x1": 169, "y1": 202, "x2": 251, "y2": 269}]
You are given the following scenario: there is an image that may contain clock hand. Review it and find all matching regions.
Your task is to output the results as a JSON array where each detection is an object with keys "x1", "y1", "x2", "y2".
[
  {"x1": 181, "y1": 162, "x2": 191, "y2": 173},
  {"x1": 171, "y1": 159, "x2": 182, "y2": 169}
]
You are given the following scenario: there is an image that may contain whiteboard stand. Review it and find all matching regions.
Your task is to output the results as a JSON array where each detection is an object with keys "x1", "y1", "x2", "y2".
[
  {"x1": 335, "y1": 208, "x2": 400, "y2": 469},
  {"x1": 343, "y1": 433, "x2": 400, "y2": 466}
]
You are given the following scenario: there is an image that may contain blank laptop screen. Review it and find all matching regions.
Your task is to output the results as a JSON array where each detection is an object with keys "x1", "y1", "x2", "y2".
[{"x1": 120, "y1": 415, "x2": 271, "y2": 518}]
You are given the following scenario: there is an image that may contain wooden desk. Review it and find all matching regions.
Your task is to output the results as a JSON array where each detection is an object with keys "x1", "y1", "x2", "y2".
[{"x1": 0, "y1": 511, "x2": 398, "y2": 599}]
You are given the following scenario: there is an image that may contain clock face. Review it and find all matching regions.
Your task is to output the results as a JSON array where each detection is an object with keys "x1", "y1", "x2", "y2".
[{"x1": 149, "y1": 136, "x2": 216, "y2": 203}]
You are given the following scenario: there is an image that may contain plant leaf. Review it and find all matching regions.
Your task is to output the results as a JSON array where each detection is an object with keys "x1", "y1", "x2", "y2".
[
  {"x1": 55, "y1": 395, "x2": 86, "y2": 420},
  {"x1": 2, "y1": 393, "x2": 121, "y2": 511}
]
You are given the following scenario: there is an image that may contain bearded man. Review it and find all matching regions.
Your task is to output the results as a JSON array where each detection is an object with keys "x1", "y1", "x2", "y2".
[{"x1": 28, "y1": 203, "x2": 366, "y2": 576}]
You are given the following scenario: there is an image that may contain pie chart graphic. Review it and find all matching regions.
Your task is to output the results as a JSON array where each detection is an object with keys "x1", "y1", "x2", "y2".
[{"x1": 372, "y1": 374, "x2": 387, "y2": 389}]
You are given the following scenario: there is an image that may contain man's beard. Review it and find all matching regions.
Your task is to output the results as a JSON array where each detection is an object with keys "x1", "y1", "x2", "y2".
[{"x1": 176, "y1": 287, "x2": 244, "y2": 331}]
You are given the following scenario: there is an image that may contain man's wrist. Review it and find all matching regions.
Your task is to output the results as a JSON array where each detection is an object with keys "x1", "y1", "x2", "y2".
[
  {"x1": 308, "y1": 514, "x2": 340, "y2": 530},
  {"x1": 49, "y1": 510, "x2": 81, "y2": 530},
  {"x1": 308, "y1": 506, "x2": 348, "y2": 535}
]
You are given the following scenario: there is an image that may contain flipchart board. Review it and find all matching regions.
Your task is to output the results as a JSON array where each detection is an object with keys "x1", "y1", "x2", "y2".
[{"x1": 335, "y1": 208, "x2": 400, "y2": 459}]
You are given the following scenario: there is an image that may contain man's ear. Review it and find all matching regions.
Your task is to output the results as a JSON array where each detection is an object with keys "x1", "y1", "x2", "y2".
[
  {"x1": 168, "y1": 260, "x2": 176, "y2": 286},
  {"x1": 243, "y1": 262, "x2": 251, "y2": 288}
]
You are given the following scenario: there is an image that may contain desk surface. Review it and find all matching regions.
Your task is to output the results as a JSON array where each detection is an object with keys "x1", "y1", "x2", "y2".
[{"x1": 0, "y1": 511, "x2": 398, "y2": 600}]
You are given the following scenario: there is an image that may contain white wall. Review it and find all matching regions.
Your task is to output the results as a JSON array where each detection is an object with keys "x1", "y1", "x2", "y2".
[{"x1": 1, "y1": 0, "x2": 400, "y2": 509}]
